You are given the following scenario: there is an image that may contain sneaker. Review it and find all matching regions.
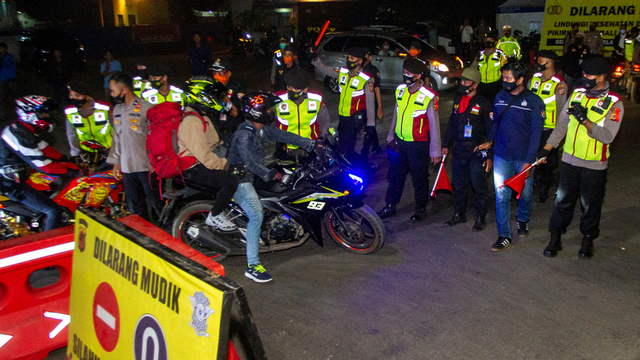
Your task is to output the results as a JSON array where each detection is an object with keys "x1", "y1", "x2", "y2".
[
  {"x1": 491, "y1": 236, "x2": 512, "y2": 251},
  {"x1": 245, "y1": 264, "x2": 273, "y2": 283},
  {"x1": 517, "y1": 221, "x2": 529, "y2": 237},
  {"x1": 205, "y1": 212, "x2": 237, "y2": 231}
]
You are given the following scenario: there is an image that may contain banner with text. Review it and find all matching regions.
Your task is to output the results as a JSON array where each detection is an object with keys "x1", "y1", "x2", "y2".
[
  {"x1": 541, "y1": 0, "x2": 640, "y2": 55},
  {"x1": 66, "y1": 211, "x2": 233, "y2": 360}
]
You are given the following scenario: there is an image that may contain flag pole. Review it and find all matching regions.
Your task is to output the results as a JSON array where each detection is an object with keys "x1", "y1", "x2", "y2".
[
  {"x1": 430, "y1": 154, "x2": 447, "y2": 197},
  {"x1": 497, "y1": 157, "x2": 546, "y2": 190}
]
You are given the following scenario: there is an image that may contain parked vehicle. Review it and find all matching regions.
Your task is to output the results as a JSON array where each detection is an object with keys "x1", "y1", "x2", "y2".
[{"x1": 19, "y1": 29, "x2": 86, "y2": 73}]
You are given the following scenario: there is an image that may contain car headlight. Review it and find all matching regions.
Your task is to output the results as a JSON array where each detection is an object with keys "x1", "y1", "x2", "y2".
[{"x1": 432, "y1": 61, "x2": 449, "y2": 72}]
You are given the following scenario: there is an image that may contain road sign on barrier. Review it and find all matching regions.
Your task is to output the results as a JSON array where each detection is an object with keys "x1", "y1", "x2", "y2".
[{"x1": 66, "y1": 210, "x2": 237, "y2": 360}]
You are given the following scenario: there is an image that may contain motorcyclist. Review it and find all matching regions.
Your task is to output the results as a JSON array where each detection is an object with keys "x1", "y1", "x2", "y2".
[
  {"x1": 227, "y1": 91, "x2": 316, "y2": 283},
  {"x1": 0, "y1": 96, "x2": 78, "y2": 231},
  {"x1": 179, "y1": 76, "x2": 239, "y2": 231}
]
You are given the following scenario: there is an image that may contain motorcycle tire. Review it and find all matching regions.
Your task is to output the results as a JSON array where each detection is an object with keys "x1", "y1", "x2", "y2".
[
  {"x1": 323, "y1": 205, "x2": 385, "y2": 254},
  {"x1": 631, "y1": 79, "x2": 640, "y2": 104},
  {"x1": 172, "y1": 201, "x2": 228, "y2": 262}
]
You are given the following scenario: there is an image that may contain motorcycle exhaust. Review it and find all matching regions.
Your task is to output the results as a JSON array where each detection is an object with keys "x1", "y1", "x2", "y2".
[{"x1": 186, "y1": 225, "x2": 233, "y2": 255}]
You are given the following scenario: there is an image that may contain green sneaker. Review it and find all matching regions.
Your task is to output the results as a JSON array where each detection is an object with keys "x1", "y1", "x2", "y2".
[{"x1": 245, "y1": 264, "x2": 273, "y2": 283}]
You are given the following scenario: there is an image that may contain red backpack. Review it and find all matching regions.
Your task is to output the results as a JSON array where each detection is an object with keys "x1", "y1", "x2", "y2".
[{"x1": 146, "y1": 102, "x2": 207, "y2": 179}]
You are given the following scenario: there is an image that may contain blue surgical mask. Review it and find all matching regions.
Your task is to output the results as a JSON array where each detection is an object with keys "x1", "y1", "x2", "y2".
[
  {"x1": 620, "y1": 29, "x2": 626, "y2": 34},
  {"x1": 279, "y1": 43, "x2": 286, "y2": 50}
]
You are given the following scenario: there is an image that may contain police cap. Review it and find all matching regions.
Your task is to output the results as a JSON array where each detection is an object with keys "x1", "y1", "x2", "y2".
[
  {"x1": 403, "y1": 58, "x2": 429, "y2": 75},
  {"x1": 346, "y1": 47, "x2": 365, "y2": 59},
  {"x1": 537, "y1": 49, "x2": 558, "y2": 61},
  {"x1": 284, "y1": 68, "x2": 309, "y2": 90},
  {"x1": 146, "y1": 63, "x2": 170, "y2": 77},
  {"x1": 210, "y1": 58, "x2": 232, "y2": 72},
  {"x1": 581, "y1": 56, "x2": 609, "y2": 76}
]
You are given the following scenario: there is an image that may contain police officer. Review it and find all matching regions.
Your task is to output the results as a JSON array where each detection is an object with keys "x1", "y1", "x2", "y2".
[
  {"x1": 442, "y1": 68, "x2": 493, "y2": 231},
  {"x1": 311, "y1": 47, "x2": 375, "y2": 159},
  {"x1": 624, "y1": 27, "x2": 640, "y2": 96},
  {"x1": 377, "y1": 58, "x2": 442, "y2": 223},
  {"x1": 528, "y1": 50, "x2": 568, "y2": 202},
  {"x1": 141, "y1": 64, "x2": 184, "y2": 106},
  {"x1": 473, "y1": 31, "x2": 507, "y2": 103},
  {"x1": 65, "y1": 81, "x2": 112, "y2": 157},
  {"x1": 271, "y1": 45, "x2": 299, "y2": 93},
  {"x1": 537, "y1": 57, "x2": 624, "y2": 259},
  {"x1": 496, "y1": 25, "x2": 521, "y2": 61},
  {"x1": 274, "y1": 68, "x2": 329, "y2": 160},
  {"x1": 106, "y1": 72, "x2": 161, "y2": 221},
  {"x1": 211, "y1": 58, "x2": 245, "y2": 135},
  {"x1": 133, "y1": 61, "x2": 151, "y2": 98}
]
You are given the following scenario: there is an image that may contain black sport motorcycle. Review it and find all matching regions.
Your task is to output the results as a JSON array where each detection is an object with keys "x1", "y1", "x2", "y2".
[{"x1": 162, "y1": 134, "x2": 385, "y2": 261}]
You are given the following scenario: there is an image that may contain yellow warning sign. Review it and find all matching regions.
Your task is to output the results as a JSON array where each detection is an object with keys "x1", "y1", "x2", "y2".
[
  {"x1": 541, "y1": 0, "x2": 640, "y2": 56},
  {"x1": 67, "y1": 211, "x2": 229, "y2": 360}
]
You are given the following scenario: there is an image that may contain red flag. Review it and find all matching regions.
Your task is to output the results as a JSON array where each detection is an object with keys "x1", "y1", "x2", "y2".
[
  {"x1": 430, "y1": 155, "x2": 453, "y2": 198},
  {"x1": 498, "y1": 159, "x2": 544, "y2": 199}
]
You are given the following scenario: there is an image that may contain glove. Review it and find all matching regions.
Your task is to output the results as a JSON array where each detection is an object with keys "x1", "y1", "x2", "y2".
[
  {"x1": 307, "y1": 46, "x2": 318, "y2": 61},
  {"x1": 537, "y1": 149, "x2": 550, "y2": 160},
  {"x1": 567, "y1": 104, "x2": 588, "y2": 124}
]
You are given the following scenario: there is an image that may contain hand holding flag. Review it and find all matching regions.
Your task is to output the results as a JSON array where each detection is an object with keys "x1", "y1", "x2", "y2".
[
  {"x1": 430, "y1": 154, "x2": 453, "y2": 198},
  {"x1": 497, "y1": 158, "x2": 546, "y2": 199}
]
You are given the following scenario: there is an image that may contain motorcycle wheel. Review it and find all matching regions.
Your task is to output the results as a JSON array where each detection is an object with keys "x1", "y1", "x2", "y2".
[
  {"x1": 323, "y1": 205, "x2": 385, "y2": 254},
  {"x1": 631, "y1": 79, "x2": 640, "y2": 104},
  {"x1": 172, "y1": 201, "x2": 228, "y2": 262}
]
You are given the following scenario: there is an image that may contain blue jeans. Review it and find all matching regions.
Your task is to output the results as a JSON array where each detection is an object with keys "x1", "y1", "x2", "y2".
[
  {"x1": 493, "y1": 155, "x2": 534, "y2": 238},
  {"x1": 233, "y1": 183, "x2": 263, "y2": 266}
]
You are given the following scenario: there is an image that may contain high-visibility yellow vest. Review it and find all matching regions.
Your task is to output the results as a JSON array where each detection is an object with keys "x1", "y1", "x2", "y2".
[
  {"x1": 133, "y1": 77, "x2": 152, "y2": 98},
  {"x1": 478, "y1": 49, "x2": 506, "y2": 83},
  {"x1": 564, "y1": 89, "x2": 620, "y2": 162},
  {"x1": 625, "y1": 38, "x2": 634, "y2": 62},
  {"x1": 64, "y1": 101, "x2": 112, "y2": 152},
  {"x1": 337, "y1": 68, "x2": 371, "y2": 117},
  {"x1": 497, "y1": 36, "x2": 521, "y2": 59},
  {"x1": 529, "y1": 73, "x2": 565, "y2": 129},
  {"x1": 394, "y1": 84, "x2": 437, "y2": 142},
  {"x1": 275, "y1": 91, "x2": 323, "y2": 149},
  {"x1": 141, "y1": 86, "x2": 184, "y2": 106}
]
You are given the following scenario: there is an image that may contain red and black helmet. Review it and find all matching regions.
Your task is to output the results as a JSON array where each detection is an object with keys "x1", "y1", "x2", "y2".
[
  {"x1": 241, "y1": 91, "x2": 282, "y2": 124},
  {"x1": 15, "y1": 95, "x2": 58, "y2": 132}
]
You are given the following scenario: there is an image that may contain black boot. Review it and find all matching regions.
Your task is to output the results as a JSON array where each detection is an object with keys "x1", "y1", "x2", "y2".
[
  {"x1": 377, "y1": 204, "x2": 396, "y2": 219},
  {"x1": 535, "y1": 186, "x2": 549, "y2": 203},
  {"x1": 445, "y1": 213, "x2": 467, "y2": 226},
  {"x1": 410, "y1": 206, "x2": 428, "y2": 223},
  {"x1": 578, "y1": 235, "x2": 594, "y2": 259},
  {"x1": 472, "y1": 215, "x2": 486, "y2": 232},
  {"x1": 543, "y1": 232, "x2": 562, "y2": 257}
]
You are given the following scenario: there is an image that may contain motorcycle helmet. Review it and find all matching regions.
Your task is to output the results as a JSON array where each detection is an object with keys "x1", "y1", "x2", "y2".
[
  {"x1": 183, "y1": 76, "x2": 227, "y2": 112},
  {"x1": 15, "y1": 95, "x2": 58, "y2": 132},
  {"x1": 242, "y1": 91, "x2": 282, "y2": 124}
]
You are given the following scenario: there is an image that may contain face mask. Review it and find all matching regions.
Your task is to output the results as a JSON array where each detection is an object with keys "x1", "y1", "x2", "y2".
[
  {"x1": 582, "y1": 76, "x2": 598, "y2": 90},
  {"x1": 459, "y1": 83, "x2": 473, "y2": 95},
  {"x1": 403, "y1": 74, "x2": 417, "y2": 85},
  {"x1": 575, "y1": 38, "x2": 583, "y2": 45},
  {"x1": 535, "y1": 63, "x2": 548, "y2": 72},
  {"x1": 150, "y1": 80, "x2": 163, "y2": 89},
  {"x1": 70, "y1": 99, "x2": 87, "y2": 108},
  {"x1": 409, "y1": 49, "x2": 420, "y2": 57},
  {"x1": 620, "y1": 30, "x2": 626, "y2": 34},
  {"x1": 279, "y1": 43, "x2": 286, "y2": 50},
  {"x1": 283, "y1": 56, "x2": 293, "y2": 66},
  {"x1": 347, "y1": 60, "x2": 359, "y2": 69},
  {"x1": 502, "y1": 80, "x2": 517, "y2": 92},
  {"x1": 505, "y1": 32, "x2": 511, "y2": 38},
  {"x1": 214, "y1": 73, "x2": 230, "y2": 84},
  {"x1": 112, "y1": 90, "x2": 125, "y2": 105},
  {"x1": 288, "y1": 90, "x2": 304, "y2": 100},
  {"x1": 485, "y1": 41, "x2": 495, "y2": 48}
]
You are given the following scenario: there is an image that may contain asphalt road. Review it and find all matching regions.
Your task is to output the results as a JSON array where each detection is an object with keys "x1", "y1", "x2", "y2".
[{"x1": 44, "y1": 55, "x2": 640, "y2": 359}]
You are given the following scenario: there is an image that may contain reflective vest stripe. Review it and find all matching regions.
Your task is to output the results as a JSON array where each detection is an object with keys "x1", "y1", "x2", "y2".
[
  {"x1": 625, "y1": 39, "x2": 634, "y2": 61},
  {"x1": 530, "y1": 75, "x2": 561, "y2": 128},
  {"x1": 337, "y1": 68, "x2": 368, "y2": 117},
  {"x1": 276, "y1": 98, "x2": 321, "y2": 149},
  {"x1": 65, "y1": 109, "x2": 113, "y2": 152},
  {"x1": 395, "y1": 85, "x2": 433, "y2": 142},
  {"x1": 564, "y1": 91, "x2": 616, "y2": 161}
]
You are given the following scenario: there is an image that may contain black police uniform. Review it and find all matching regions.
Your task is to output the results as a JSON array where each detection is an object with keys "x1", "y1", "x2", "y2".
[
  {"x1": 442, "y1": 93, "x2": 493, "y2": 219},
  {"x1": 219, "y1": 79, "x2": 245, "y2": 142},
  {"x1": 274, "y1": 63, "x2": 299, "y2": 93}
]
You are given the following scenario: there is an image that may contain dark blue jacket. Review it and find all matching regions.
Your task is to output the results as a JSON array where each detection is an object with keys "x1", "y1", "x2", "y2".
[
  {"x1": 227, "y1": 121, "x2": 315, "y2": 183},
  {"x1": 489, "y1": 89, "x2": 544, "y2": 164}
]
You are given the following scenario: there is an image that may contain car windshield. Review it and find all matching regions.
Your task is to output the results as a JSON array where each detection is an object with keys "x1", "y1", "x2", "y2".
[{"x1": 396, "y1": 36, "x2": 438, "y2": 56}]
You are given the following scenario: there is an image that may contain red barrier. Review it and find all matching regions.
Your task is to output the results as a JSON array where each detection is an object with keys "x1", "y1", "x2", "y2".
[{"x1": 0, "y1": 226, "x2": 75, "y2": 360}]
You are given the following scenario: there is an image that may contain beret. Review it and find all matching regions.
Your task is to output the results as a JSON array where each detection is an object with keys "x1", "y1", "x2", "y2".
[
  {"x1": 346, "y1": 47, "x2": 365, "y2": 58},
  {"x1": 284, "y1": 68, "x2": 309, "y2": 89},
  {"x1": 581, "y1": 56, "x2": 609, "y2": 75},
  {"x1": 537, "y1": 49, "x2": 558, "y2": 61},
  {"x1": 146, "y1": 63, "x2": 170, "y2": 76},
  {"x1": 403, "y1": 58, "x2": 429, "y2": 74}
]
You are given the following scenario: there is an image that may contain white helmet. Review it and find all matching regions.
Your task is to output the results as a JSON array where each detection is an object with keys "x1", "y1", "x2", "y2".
[{"x1": 15, "y1": 95, "x2": 58, "y2": 132}]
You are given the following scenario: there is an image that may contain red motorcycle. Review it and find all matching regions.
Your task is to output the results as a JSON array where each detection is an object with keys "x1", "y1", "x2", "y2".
[
  {"x1": 0, "y1": 141, "x2": 126, "y2": 239},
  {"x1": 611, "y1": 62, "x2": 640, "y2": 104}
]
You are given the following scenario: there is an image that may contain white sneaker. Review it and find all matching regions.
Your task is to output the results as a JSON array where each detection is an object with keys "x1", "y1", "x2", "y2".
[{"x1": 205, "y1": 212, "x2": 237, "y2": 231}]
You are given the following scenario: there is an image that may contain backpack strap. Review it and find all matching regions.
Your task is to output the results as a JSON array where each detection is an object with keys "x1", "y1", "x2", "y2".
[{"x1": 182, "y1": 111, "x2": 207, "y2": 132}]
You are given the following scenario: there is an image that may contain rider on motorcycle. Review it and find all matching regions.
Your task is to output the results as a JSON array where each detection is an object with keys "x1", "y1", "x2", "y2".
[
  {"x1": 227, "y1": 91, "x2": 317, "y2": 283},
  {"x1": 0, "y1": 96, "x2": 79, "y2": 231},
  {"x1": 180, "y1": 76, "x2": 239, "y2": 231}
]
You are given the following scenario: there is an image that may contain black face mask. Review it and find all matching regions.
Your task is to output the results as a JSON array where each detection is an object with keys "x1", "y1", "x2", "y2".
[
  {"x1": 111, "y1": 90, "x2": 125, "y2": 106},
  {"x1": 347, "y1": 60, "x2": 359, "y2": 70},
  {"x1": 70, "y1": 99, "x2": 87, "y2": 108},
  {"x1": 485, "y1": 41, "x2": 495, "y2": 48},
  {"x1": 403, "y1": 74, "x2": 417, "y2": 85},
  {"x1": 459, "y1": 83, "x2": 474, "y2": 95},
  {"x1": 535, "y1": 63, "x2": 548, "y2": 72},
  {"x1": 502, "y1": 80, "x2": 518, "y2": 92},
  {"x1": 150, "y1": 80, "x2": 163, "y2": 90},
  {"x1": 288, "y1": 90, "x2": 304, "y2": 101},
  {"x1": 505, "y1": 32, "x2": 511, "y2": 38},
  {"x1": 582, "y1": 76, "x2": 598, "y2": 90}
]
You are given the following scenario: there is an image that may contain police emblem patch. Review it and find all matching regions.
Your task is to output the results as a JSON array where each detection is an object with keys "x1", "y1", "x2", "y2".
[
  {"x1": 489, "y1": 112, "x2": 494, "y2": 120},
  {"x1": 521, "y1": 99, "x2": 527, "y2": 106},
  {"x1": 189, "y1": 291, "x2": 215, "y2": 337}
]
